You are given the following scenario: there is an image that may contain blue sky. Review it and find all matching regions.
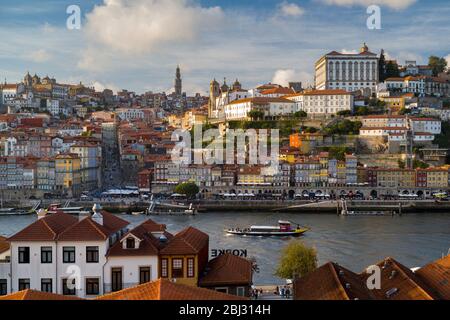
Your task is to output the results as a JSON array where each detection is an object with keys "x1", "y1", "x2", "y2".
[{"x1": 0, "y1": 0, "x2": 449, "y2": 95}]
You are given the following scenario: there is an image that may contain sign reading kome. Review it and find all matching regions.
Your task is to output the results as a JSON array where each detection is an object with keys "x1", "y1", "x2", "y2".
[{"x1": 211, "y1": 249, "x2": 248, "y2": 258}]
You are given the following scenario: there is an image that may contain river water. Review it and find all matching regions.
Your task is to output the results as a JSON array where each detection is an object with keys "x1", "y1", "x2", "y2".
[{"x1": 1, "y1": 212, "x2": 449, "y2": 285}]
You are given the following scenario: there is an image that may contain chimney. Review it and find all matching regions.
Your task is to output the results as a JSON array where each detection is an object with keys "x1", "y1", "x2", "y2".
[
  {"x1": 37, "y1": 209, "x2": 47, "y2": 220},
  {"x1": 92, "y1": 204, "x2": 104, "y2": 226}
]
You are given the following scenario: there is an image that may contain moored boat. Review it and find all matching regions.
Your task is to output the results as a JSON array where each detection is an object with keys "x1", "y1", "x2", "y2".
[{"x1": 226, "y1": 220, "x2": 309, "y2": 237}]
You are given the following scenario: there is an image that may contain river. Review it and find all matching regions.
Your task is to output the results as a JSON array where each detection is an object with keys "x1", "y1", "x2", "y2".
[{"x1": 1, "y1": 212, "x2": 449, "y2": 285}]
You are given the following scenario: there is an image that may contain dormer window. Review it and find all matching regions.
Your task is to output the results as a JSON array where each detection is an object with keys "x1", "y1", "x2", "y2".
[{"x1": 126, "y1": 237, "x2": 136, "y2": 249}]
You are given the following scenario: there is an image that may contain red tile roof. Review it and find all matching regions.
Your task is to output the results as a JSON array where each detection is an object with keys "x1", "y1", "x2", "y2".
[
  {"x1": 0, "y1": 236, "x2": 10, "y2": 255},
  {"x1": 96, "y1": 279, "x2": 246, "y2": 300},
  {"x1": 415, "y1": 255, "x2": 450, "y2": 300},
  {"x1": 160, "y1": 227, "x2": 209, "y2": 255},
  {"x1": 0, "y1": 289, "x2": 82, "y2": 301},
  {"x1": 200, "y1": 254, "x2": 253, "y2": 287},
  {"x1": 294, "y1": 262, "x2": 375, "y2": 300},
  {"x1": 108, "y1": 220, "x2": 172, "y2": 257},
  {"x1": 57, "y1": 211, "x2": 129, "y2": 241},
  {"x1": 7, "y1": 212, "x2": 78, "y2": 242}
]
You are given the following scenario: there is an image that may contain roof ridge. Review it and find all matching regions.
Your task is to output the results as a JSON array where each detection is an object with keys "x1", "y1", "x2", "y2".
[
  {"x1": 328, "y1": 262, "x2": 350, "y2": 300},
  {"x1": 86, "y1": 218, "x2": 108, "y2": 239},
  {"x1": 41, "y1": 219, "x2": 57, "y2": 239},
  {"x1": 387, "y1": 258, "x2": 435, "y2": 300}
]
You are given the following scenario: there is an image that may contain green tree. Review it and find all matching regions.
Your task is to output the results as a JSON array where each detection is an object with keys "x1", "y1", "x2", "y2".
[
  {"x1": 248, "y1": 110, "x2": 265, "y2": 121},
  {"x1": 174, "y1": 182, "x2": 200, "y2": 199},
  {"x1": 385, "y1": 61, "x2": 400, "y2": 79},
  {"x1": 294, "y1": 111, "x2": 308, "y2": 119},
  {"x1": 428, "y1": 56, "x2": 448, "y2": 76},
  {"x1": 275, "y1": 241, "x2": 318, "y2": 280},
  {"x1": 337, "y1": 110, "x2": 352, "y2": 117}
]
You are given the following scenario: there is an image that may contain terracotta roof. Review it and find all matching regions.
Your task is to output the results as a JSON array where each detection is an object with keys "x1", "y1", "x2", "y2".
[
  {"x1": 57, "y1": 211, "x2": 129, "y2": 241},
  {"x1": 108, "y1": 220, "x2": 172, "y2": 257},
  {"x1": 160, "y1": 227, "x2": 208, "y2": 255},
  {"x1": 228, "y1": 97, "x2": 295, "y2": 105},
  {"x1": 294, "y1": 262, "x2": 375, "y2": 300},
  {"x1": 0, "y1": 289, "x2": 82, "y2": 301},
  {"x1": 8, "y1": 212, "x2": 78, "y2": 242},
  {"x1": 415, "y1": 255, "x2": 450, "y2": 299},
  {"x1": 359, "y1": 258, "x2": 438, "y2": 300},
  {"x1": 260, "y1": 87, "x2": 295, "y2": 95},
  {"x1": 0, "y1": 236, "x2": 10, "y2": 255},
  {"x1": 200, "y1": 254, "x2": 253, "y2": 286},
  {"x1": 96, "y1": 279, "x2": 246, "y2": 300}
]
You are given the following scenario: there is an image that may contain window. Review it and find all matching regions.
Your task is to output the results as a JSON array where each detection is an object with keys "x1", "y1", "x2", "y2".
[
  {"x1": 0, "y1": 279, "x2": 7, "y2": 296},
  {"x1": 63, "y1": 247, "x2": 75, "y2": 263},
  {"x1": 18, "y1": 247, "x2": 30, "y2": 264},
  {"x1": 172, "y1": 259, "x2": 184, "y2": 278},
  {"x1": 126, "y1": 238, "x2": 135, "y2": 249},
  {"x1": 161, "y1": 259, "x2": 168, "y2": 278},
  {"x1": 62, "y1": 279, "x2": 76, "y2": 296},
  {"x1": 41, "y1": 247, "x2": 52, "y2": 264},
  {"x1": 86, "y1": 246, "x2": 99, "y2": 263},
  {"x1": 139, "y1": 267, "x2": 151, "y2": 284},
  {"x1": 237, "y1": 287, "x2": 246, "y2": 297},
  {"x1": 41, "y1": 279, "x2": 53, "y2": 293},
  {"x1": 86, "y1": 278, "x2": 100, "y2": 296},
  {"x1": 18, "y1": 279, "x2": 30, "y2": 291},
  {"x1": 111, "y1": 268, "x2": 123, "y2": 292},
  {"x1": 187, "y1": 258, "x2": 195, "y2": 278}
]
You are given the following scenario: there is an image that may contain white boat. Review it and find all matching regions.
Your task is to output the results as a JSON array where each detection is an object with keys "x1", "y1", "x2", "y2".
[{"x1": 226, "y1": 221, "x2": 309, "y2": 237}]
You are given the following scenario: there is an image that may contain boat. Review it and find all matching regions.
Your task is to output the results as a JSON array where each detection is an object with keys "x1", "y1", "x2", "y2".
[
  {"x1": 226, "y1": 220, "x2": 309, "y2": 237},
  {"x1": 0, "y1": 208, "x2": 29, "y2": 216}
]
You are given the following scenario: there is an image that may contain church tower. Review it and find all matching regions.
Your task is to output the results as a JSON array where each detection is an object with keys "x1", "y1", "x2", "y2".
[
  {"x1": 208, "y1": 79, "x2": 220, "y2": 119},
  {"x1": 175, "y1": 65, "x2": 182, "y2": 97}
]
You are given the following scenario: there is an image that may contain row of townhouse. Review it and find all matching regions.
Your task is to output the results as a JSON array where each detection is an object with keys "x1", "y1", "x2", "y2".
[
  {"x1": 152, "y1": 153, "x2": 359, "y2": 192},
  {"x1": 0, "y1": 151, "x2": 100, "y2": 196},
  {"x1": 0, "y1": 205, "x2": 253, "y2": 298},
  {"x1": 384, "y1": 76, "x2": 450, "y2": 97},
  {"x1": 360, "y1": 167, "x2": 450, "y2": 189}
]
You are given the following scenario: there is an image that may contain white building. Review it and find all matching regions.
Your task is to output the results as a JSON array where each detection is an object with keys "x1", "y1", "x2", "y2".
[
  {"x1": 224, "y1": 97, "x2": 297, "y2": 121},
  {"x1": 315, "y1": 43, "x2": 379, "y2": 96},
  {"x1": 2, "y1": 206, "x2": 129, "y2": 298},
  {"x1": 284, "y1": 89, "x2": 353, "y2": 116},
  {"x1": 115, "y1": 108, "x2": 145, "y2": 121}
]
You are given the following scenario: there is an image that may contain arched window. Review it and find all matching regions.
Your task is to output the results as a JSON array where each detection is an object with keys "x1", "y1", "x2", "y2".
[
  {"x1": 329, "y1": 62, "x2": 334, "y2": 80},
  {"x1": 354, "y1": 62, "x2": 358, "y2": 80},
  {"x1": 342, "y1": 61, "x2": 347, "y2": 81},
  {"x1": 335, "y1": 61, "x2": 340, "y2": 81}
]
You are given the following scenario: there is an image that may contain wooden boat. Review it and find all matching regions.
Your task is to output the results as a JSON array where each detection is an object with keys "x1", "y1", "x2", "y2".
[{"x1": 226, "y1": 220, "x2": 309, "y2": 237}]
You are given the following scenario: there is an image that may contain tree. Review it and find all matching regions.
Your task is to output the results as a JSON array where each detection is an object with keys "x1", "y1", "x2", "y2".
[
  {"x1": 428, "y1": 56, "x2": 448, "y2": 76},
  {"x1": 275, "y1": 241, "x2": 318, "y2": 280},
  {"x1": 385, "y1": 61, "x2": 400, "y2": 79},
  {"x1": 337, "y1": 110, "x2": 352, "y2": 117},
  {"x1": 294, "y1": 111, "x2": 308, "y2": 119},
  {"x1": 248, "y1": 109, "x2": 264, "y2": 121},
  {"x1": 174, "y1": 182, "x2": 199, "y2": 199}
]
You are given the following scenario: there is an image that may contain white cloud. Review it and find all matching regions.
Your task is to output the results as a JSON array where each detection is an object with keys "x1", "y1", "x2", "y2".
[
  {"x1": 92, "y1": 81, "x2": 120, "y2": 94},
  {"x1": 445, "y1": 54, "x2": 450, "y2": 71},
  {"x1": 24, "y1": 49, "x2": 52, "y2": 63},
  {"x1": 278, "y1": 2, "x2": 305, "y2": 17},
  {"x1": 319, "y1": 0, "x2": 416, "y2": 10},
  {"x1": 272, "y1": 69, "x2": 312, "y2": 87},
  {"x1": 83, "y1": 0, "x2": 223, "y2": 56}
]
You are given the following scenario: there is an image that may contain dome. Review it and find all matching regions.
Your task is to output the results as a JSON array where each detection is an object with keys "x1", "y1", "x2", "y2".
[{"x1": 360, "y1": 42, "x2": 369, "y2": 53}]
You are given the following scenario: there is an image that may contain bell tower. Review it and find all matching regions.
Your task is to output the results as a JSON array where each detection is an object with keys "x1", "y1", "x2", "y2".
[
  {"x1": 208, "y1": 79, "x2": 220, "y2": 119},
  {"x1": 175, "y1": 65, "x2": 182, "y2": 97}
]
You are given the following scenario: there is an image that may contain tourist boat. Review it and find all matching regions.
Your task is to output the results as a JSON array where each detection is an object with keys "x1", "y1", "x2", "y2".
[
  {"x1": 225, "y1": 221, "x2": 309, "y2": 237},
  {"x1": 0, "y1": 208, "x2": 29, "y2": 216}
]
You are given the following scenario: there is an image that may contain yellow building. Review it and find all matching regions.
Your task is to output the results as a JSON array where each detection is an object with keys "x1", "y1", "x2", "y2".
[
  {"x1": 425, "y1": 168, "x2": 449, "y2": 188},
  {"x1": 55, "y1": 153, "x2": 81, "y2": 197},
  {"x1": 237, "y1": 166, "x2": 265, "y2": 185},
  {"x1": 376, "y1": 169, "x2": 416, "y2": 188},
  {"x1": 159, "y1": 227, "x2": 209, "y2": 287}
]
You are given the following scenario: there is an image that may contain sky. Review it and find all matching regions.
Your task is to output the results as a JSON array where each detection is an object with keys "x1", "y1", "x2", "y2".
[{"x1": 0, "y1": 0, "x2": 449, "y2": 95}]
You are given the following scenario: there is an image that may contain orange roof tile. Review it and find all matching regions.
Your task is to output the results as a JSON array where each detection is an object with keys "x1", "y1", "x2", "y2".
[
  {"x1": 160, "y1": 227, "x2": 208, "y2": 256},
  {"x1": 200, "y1": 254, "x2": 253, "y2": 286},
  {"x1": 96, "y1": 279, "x2": 246, "y2": 300},
  {"x1": 415, "y1": 255, "x2": 450, "y2": 299},
  {"x1": 0, "y1": 289, "x2": 82, "y2": 301},
  {"x1": 0, "y1": 236, "x2": 10, "y2": 255},
  {"x1": 8, "y1": 212, "x2": 78, "y2": 242}
]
